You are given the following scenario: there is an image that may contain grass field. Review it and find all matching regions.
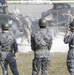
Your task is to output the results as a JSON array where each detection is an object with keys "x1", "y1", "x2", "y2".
[{"x1": 0, "y1": 52, "x2": 70, "y2": 75}]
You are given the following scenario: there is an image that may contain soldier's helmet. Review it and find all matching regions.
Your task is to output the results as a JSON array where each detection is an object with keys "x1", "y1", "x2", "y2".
[
  {"x1": 1, "y1": 23, "x2": 9, "y2": 30},
  {"x1": 69, "y1": 21, "x2": 74, "y2": 29},
  {"x1": 39, "y1": 18, "x2": 47, "y2": 28}
]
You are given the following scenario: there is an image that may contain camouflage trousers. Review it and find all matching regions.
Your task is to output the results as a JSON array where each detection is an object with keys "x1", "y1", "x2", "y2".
[
  {"x1": 32, "y1": 58, "x2": 50, "y2": 75},
  {"x1": 67, "y1": 50, "x2": 74, "y2": 75},
  {"x1": 0, "y1": 52, "x2": 19, "y2": 75}
]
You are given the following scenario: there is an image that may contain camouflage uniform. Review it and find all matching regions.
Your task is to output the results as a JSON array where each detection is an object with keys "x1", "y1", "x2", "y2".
[
  {"x1": 64, "y1": 31, "x2": 74, "y2": 75},
  {"x1": 31, "y1": 28, "x2": 52, "y2": 75},
  {"x1": 0, "y1": 31, "x2": 19, "y2": 75}
]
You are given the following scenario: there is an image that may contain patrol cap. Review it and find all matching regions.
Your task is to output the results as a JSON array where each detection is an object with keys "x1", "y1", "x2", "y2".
[
  {"x1": 1, "y1": 23, "x2": 9, "y2": 30},
  {"x1": 69, "y1": 21, "x2": 74, "y2": 29},
  {"x1": 39, "y1": 18, "x2": 47, "y2": 28}
]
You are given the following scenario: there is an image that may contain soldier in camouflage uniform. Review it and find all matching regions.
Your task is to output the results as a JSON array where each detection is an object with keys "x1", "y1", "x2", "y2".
[
  {"x1": 31, "y1": 18, "x2": 52, "y2": 75},
  {"x1": 64, "y1": 21, "x2": 74, "y2": 75},
  {"x1": 0, "y1": 23, "x2": 19, "y2": 75}
]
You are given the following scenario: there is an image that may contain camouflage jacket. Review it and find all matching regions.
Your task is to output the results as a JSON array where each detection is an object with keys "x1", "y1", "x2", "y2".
[
  {"x1": 0, "y1": 31, "x2": 18, "y2": 54},
  {"x1": 31, "y1": 28, "x2": 52, "y2": 58},
  {"x1": 64, "y1": 32, "x2": 74, "y2": 49}
]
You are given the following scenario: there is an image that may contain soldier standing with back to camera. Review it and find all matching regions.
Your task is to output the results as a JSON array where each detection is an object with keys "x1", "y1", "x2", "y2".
[
  {"x1": 31, "y1": 18, "x2": 52, "y2": 75},
  {"x1": 0, "y1": 23, "x2": 19, "y2": 75},
  {"x1": 64, "y1": 21, "x2": 74, "y2": 75}
]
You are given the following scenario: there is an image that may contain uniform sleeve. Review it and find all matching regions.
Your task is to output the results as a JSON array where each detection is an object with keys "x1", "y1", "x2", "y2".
[
  {"x1": 12, "y1": 40, "x2": 18, "y2": 54},
  {"x1": 48, "y1": 35, "x2": 52, "y2": 50},
  {"x1": 0, "y1": 40, "x2": 1, "y2": 57},
  {"x1": 11, "y1": 32, "x2": 18, "y2": 53},
  {"x1": 31, "y1": 33, "x2": 36, "y2": 51},
  {"x1": 64, "y1": 33, "x2": 73, "y2": 44},
  {"x1": 0, "y1": 40, "x2": 1, "y2": 51},
  {"x1": 0, "y1": 34, "x2": 2, "y2": 51}
]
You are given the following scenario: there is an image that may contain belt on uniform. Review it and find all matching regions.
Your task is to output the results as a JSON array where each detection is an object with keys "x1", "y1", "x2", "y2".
[
  {"x1": 1, "y1": 50, "x2": 10, "y2": 52},
  {"x1": 37, "y1": 47, "x2": 48, "y2": 50}
]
